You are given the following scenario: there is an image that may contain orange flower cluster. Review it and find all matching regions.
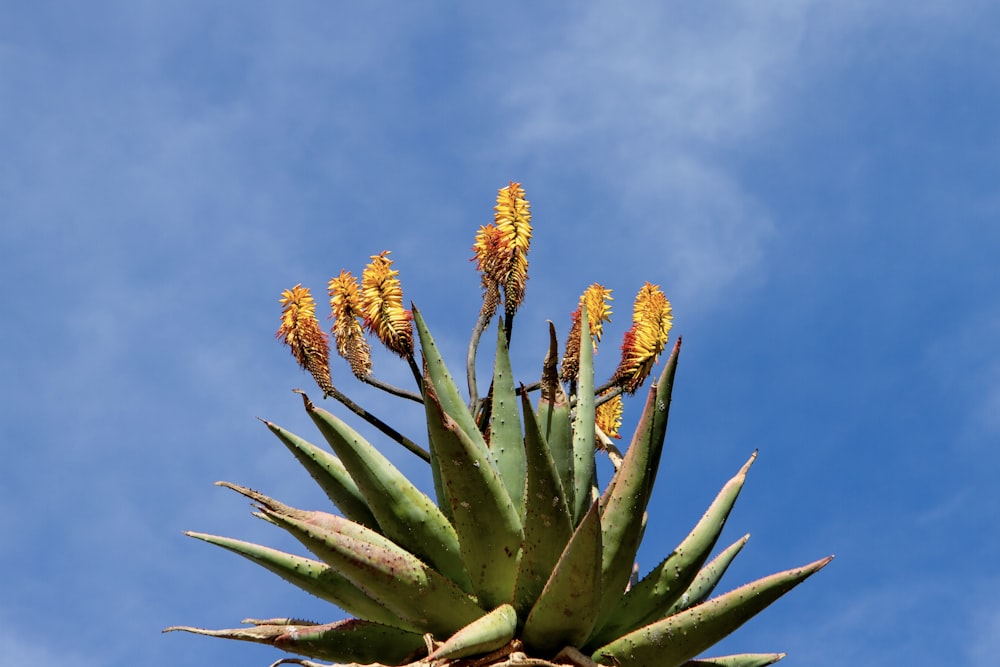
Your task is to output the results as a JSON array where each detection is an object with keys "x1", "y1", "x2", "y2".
[
  {"x1": 612, "y1": 283, "x2": 674, "y2": 394},
  {"x1": 473, "y1": 182, "x2": 532, "y2": 319},
  {"x1": 561, "y1": 283, "x2": 613, "y2": 382},
  {"x1": 328, "y1": 270, "x2": 373, "y2": 378},
  {"x1": 359, "y1": 251, "x2": 413, "y2": 358},
  {"x1": 276, "y1": 284, "x2": 334, "y2": 394}
]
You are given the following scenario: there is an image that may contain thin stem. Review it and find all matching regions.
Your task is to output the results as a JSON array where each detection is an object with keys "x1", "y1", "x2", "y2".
[
  {"x1": 406, "y1": 354, "x2": 424, "y2": 393},
  {"x1": 316, "y1": 386, "x2": 430, "y2": 462},
  {"x1": 360, "y1": 373, "x2": 423, "y2": 403},
  {"x1": 466, "y1": 305, "x2": 494, "y2": 411}
]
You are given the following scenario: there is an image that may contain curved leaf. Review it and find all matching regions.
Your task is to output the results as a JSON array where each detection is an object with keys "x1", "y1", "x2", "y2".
[
  {"x1": 515, "y1": 389, "x2": 574, "y2": 617},
  {"x1": 424, "y1": 384, "x2": 523, "y2": 610},
  {"x1": 665, "y1": 534, "x2": 750, "y2": 618},
  {"x1": 591, "y1": 556, "x2": 833, "y2": 667},
  {"x1": 590, "y1": 452, "x2": 756, "y2": 645},
  {"x1": 491, "y1": 323, "x2": 526, "y2": 520},
  {"x1": 261, "y1": 420, "x2": 378, "y2": 531},
  {"x1": 183, "y1": 532, "x2": 403, "y2": 628},
  {"x1": 571, "y1": 305, "x2": 596, "y2": 522},
  {"x1": 258, "y1": 506, "x2": 486, "y2": 637},
  {"x1": 303, "y1": 394, "x2": 471, "y2": 593},
  {"x1": 522, "y1": 501, "x2": 603, "y2": 653},
  {"x1": 595, "y1": 341, "x2": 681, "y2": 630},
  {"x1": 537, "y1": 322, "x2": 573, "y2": 507},
  {"x1": 165, "y1": 619, "x2": 426, "y2": 665},
  {"x1": 682, "y1": 653, "x2": 785, "y2": 667},
  {"x1": 428, "y1": 604, "x2": 518, "y2": 661}
]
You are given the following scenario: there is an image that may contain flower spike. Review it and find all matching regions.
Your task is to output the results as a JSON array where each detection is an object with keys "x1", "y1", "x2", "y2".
[
  {"x1": 277, "y1": 284, "x2": 334, "y2": 395},
  {"x1": 561, "y1": 284, "x2": 613, "y2": 382},
  {"x1": 359, "y1": 251, "x2": 413, "y2": 358},
  {"x1": 472, "y1": 182, "x2": 532, "y2": 319},
  {"x1": 611, "y1": 282, "x2": 673, "y2": 394},
  {"x1": 328, "y1": 270, "x2": 373, "y2": 379},
  {"x1": 494, "y1": 181, "x2": 532, "y2": 316}
]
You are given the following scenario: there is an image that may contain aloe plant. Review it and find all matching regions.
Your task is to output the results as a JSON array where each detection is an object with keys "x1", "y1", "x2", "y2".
[{"x1": 166, "y1": 182, "x2": 831, "y2": 667}]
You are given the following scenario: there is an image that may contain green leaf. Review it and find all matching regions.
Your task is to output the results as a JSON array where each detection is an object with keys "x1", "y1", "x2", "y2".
[
  {"x1": 413, "y1": 305, "x2": 488, "y2": 449},
  {"x1": 664, "y1": 534, "x2": 750, "y2": 617},
  {"x1": 428, "y1": 604, "x2": 518, "y2": 661},
  {"x1": 183, "y1": 532, "x2": 404, "y2": 629},
  {"x1": 681, "y1": 653, "x2": 786, "y2": 667},
  {"x1": 424, "y1": 385, "x2": 523, "y2": 610},
  {"x1": 595, "y1": 341, "x2": 681, "y2": 631},
  {"x1": 571, "y1": 304, "x2": 597, "y2": 523},
  {"x1": 590, "y1": 452, "x2": 756, "y2": 646},
  {"x1": 537, "y1": 322, "x2": 573, "y2": 508},
  {"x1": 522, "y1": 501, "x2": 603, "y2": 653},
  {"x1": 591, "y1": 556, "x2": 834, "y2": 667},
  {"x1": 515, "y1": 388, "x2": 574, "y2": 616},
  {"x1": 303, "y1": 394, "x2": 471, "y2": 593},
  {"x1": 165, "y1": 619, "x2": 427, "y2": 665},
  {"x1": 262, "y1": 419, "x2": 379, "y2": 531},
  {"x1": 257, "y1": 505, "x2": 486, "y2": 637},
  {"x1": 491, "y1": 322, "x2": 526, "y2": 520}
]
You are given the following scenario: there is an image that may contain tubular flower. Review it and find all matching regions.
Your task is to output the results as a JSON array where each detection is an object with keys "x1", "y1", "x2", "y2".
[
  {"x1": 472, "y1": 182, "x2": 532, "y2": 318},
  {"x1": 328, "y1": 270, "x2": 373, "y2": 379},
  {"x1": 611, "y1": 282, "x2": 674, "y2": 394},
  {"x1": 560, "y1": 284, "x2": 613, "y2": 382},
  {"x1": 359, "y1": 251, "x2": 413, "y2": 358},
  {"x1": 596, "y1": 392, "x2": 624, "y2": 439},
  {"x1": 276, "y1": 284, "x2": 334, "y2": 394}
]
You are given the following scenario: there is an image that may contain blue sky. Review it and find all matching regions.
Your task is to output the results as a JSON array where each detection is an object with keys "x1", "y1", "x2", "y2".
[{"x1": 2, "y1": 2, "x2": 998, "y2": 665}]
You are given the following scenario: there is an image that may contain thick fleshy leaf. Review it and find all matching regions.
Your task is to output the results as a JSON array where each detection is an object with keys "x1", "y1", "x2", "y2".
[
  {"x1": 424, "y1": 385, "x2": 523, "y2": 610},
  {"x1": 490, "y1": 323, "x2": 526, "y2": 520},
  {"x1": 590, "y1": 452, "x2": 756, "y2": 645},
  {"x1": 665, "y1": 534, "x2": 750, "y2": 617},
  {"x1": 591, "y1": 556, "x2": 833, "y2": 667},
  {"x1": 183, "y1": 532, "x2": 402, "y2": 628},
  {"x1": 256, "y1": 505, "x2": 486, "y2": 637},
  {"x1": 571, "y1": 305, "x2": 596, "y2": 523},
  {"x1": 514, "y1": 389, "x2": 574, "y2": 617},
  {"x1": 303, "y1": 394, "x2": 471, "y2": 593},
  {"x1": 428, "y1": 604, "x2": 518, "y2": 661},
  {"x1": 522, "y1": 501, "x2": 603, "y2": 653},
  {"x1": 681, "y1": 653, "x2": 786, "y2": 667},
  {"x1": 262, "y1": 420, "x2": 379, "y2": 531},
  {"x1": 595, "y1": 341, "x2": 681, "y2": 630},
  {"x1": 413, "y1": 305, "x2": 488, "y2": 449},
  {"x1": 165, "y1": 619, "x2": 426, "y2": 665},
  {"x1": 537, "y1": 322, "x2": 573, "y2": 507}
]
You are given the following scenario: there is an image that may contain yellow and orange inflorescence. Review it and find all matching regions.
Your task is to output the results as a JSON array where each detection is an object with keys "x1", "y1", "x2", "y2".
[
  {"x1": 276, "y1": 284, "x2": 334, "y2": 395},
  {"x1": 359, "y1": 251, "x2": 413, "y2": 358},
  {"x1": 561, "y1": 283, "x2": 613, "y2": 383},
  {"x1": 328, "y1": 270, "x2": 373, "y2": 379},
  {"x1": 595, "y1": 392, "x2": 624, "y2": 439},
  {"x1": 612, "y1": 282, "x2": 674, "y2": 394},
  {"x1": 472, "y1": 182, "x2": 532, "y2": 319}
]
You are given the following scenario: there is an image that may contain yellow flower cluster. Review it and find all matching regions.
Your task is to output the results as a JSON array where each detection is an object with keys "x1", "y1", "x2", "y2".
[
  {"x1": 612, "y1": 283, "x2": 673, "y2": 394},
  {"x1": 328, "y1": 270, "x2": 373, "y2": 379},
  {"x1": 473, "y1": 182, "x2": 532, "y2": 319},
  {"x1": 359, "y1": 251, "x2": 413, "y2": 358},
  {"x1": 276, "y1": 284, "x2": 334, "y2": 395},
  {"x1": 561, "y1": 283, "x2": 613, "y2": 383},
  {"x1": 596, "y1": 393, "x2": 624, "y2": 439}
]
